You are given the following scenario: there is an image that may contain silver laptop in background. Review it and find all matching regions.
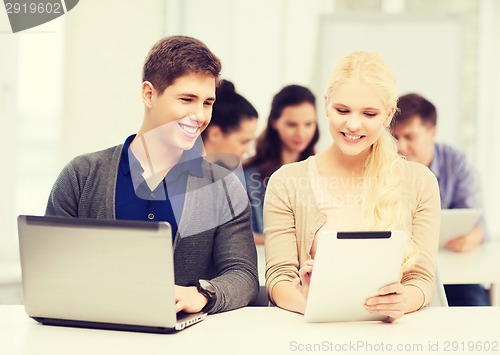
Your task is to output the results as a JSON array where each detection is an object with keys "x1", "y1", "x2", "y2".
[
  {"x1": 439, "y1": 209, "x2": 482, "y2": 248},
  {"x1": 17, "y1": 215, "x2": 206, "y2": 333}
]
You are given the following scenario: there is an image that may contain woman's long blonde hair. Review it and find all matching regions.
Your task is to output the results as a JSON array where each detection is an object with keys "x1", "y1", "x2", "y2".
[{"x1": 325, "y1": 51, "x2": 415, "y2": 271}]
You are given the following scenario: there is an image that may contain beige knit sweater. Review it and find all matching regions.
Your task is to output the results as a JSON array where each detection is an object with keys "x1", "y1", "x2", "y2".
[{"x1": 264, "y1": 156, "x2": 441, "y2": 307}]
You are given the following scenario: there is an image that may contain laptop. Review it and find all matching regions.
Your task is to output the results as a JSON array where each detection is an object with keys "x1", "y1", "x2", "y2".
[
  {"x1": 304, "y1": 231, "x2": 406, "y2": 323},
  {"x1": 439, "y1": 209, "x2": 482, "y2": 248},
  {"x1": 17, "y1": 215, "x2": 207, "y2": 333}
]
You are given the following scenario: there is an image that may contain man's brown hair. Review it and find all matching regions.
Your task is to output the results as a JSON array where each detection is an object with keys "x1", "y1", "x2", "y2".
[
  {"x1": 393, "y1": 93, "x2": 437, "y2": 127},
  {"x1": 142, "y1": 36, "x2": 222, "y2": 95}
]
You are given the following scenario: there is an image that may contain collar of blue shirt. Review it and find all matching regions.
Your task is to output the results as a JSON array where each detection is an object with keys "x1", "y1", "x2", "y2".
[{"x1": 119, "y1": 134, "x2": 204, "y2": 181}]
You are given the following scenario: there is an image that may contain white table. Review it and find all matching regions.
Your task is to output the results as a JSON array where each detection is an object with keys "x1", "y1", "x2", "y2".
[
  {"x1": 439, "y1": 240, "x2": 500, "y2": 306},
  {"x1": 1, "y1": 306, "x2": 499, "y2": 355}
]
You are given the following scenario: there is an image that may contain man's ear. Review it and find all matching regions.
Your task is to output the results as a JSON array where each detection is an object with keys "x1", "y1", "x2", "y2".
[
  {"x1": 383, "y1": 106, "x2": 396, "y2": 128},
  {"x1": 142, "y1": 81, "x2": 155, "y2": 108},
  {"x1": 430, "y1": 125, "x2": 437, "y2": 138},
  {"x1": 206, "y1": 125, "x2": 223, "y2": 142}
]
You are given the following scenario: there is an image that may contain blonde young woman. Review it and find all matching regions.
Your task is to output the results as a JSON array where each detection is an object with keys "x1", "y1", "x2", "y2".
[{"x1": 264, "y1": 51, "x2": 440, "y2": 322}]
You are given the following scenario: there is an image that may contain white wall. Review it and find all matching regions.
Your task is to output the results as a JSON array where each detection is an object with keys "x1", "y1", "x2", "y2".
[
  {"x1": 314, "y1": 15, "x2": 463, "y2": 151},
  {"x1": 169, "y1": 0, "x2": 334, "y2": 137},
  {"x1": 477, "y1": 0, "x2": 500, "y2": 239},
  {"x1": 60, "y1": 0, "x2": 165, "y2": 165},
  {"x1": 0, "y1": 10, "x2": 19, "y2": 262},
  {"x1": 0, "y1": 0, "x2": 166, "y2": 264},
  {"x1": 16, "y1": 18, "x2": 64, "y2": 217}
]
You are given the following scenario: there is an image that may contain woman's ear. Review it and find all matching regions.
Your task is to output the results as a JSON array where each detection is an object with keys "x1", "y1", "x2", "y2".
[
  {"x1": 271, "y1": 119, "x2": 277, "y2": 130},
  {"x1": 206, "y1": 125, "x2": 223, "y2": 142},
  {"x1": 383, "y1": 106, "x2": 396, "y2": 128},
  {"x1": 324, "y1": 94, "x2": 330, "y2": 116}
]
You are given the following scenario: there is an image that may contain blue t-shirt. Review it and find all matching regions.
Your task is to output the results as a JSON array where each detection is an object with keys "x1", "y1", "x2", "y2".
[{"x1": 115, "y1": 134, "x2": 203, "y2": 240}]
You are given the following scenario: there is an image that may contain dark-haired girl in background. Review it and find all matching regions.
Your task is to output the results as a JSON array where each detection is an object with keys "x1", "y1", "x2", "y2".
[
  {"x1": 244, "y1": 85, "x2": 319, "y2": 244},
  {"x1": 202, "y1": 80, "x2": 259, "y2": 171}
]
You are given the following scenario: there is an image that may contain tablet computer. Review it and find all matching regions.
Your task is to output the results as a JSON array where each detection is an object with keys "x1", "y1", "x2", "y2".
[
  {"x1": 304, "y1": 230, "x2": 407, "y2": 323},
  {"x1": 439, "y1": 209, "x2": 482, "y2": 248}
]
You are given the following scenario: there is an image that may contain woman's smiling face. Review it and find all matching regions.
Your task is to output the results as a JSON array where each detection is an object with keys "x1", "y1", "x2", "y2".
[{"x1": 325, "y1": 79, "x2": 394, "y2": 158}]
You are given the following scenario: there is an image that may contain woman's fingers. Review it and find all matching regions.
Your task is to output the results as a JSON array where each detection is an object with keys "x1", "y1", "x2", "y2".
[
  {"x1": 366, "y1": 292, "x2": 406, "y2": 306},
  {"x1": 364, "y1": 282, "x2": 407, "y2": 321},
  {"x1": 298, "y1": 265, "x2": 313, "y2": 279},
  {"x1": 365, "y1": 301, "x2": 402, "y2": 310},
  {"x1": 298, "y1": 260, "x2": 314, "y2": 283},
  {"x1": 293, "y1": 260, "x2": 315, "y2": 299},
  {"x1": 304, "y1": 259, "x2": 314, "y2": 267},
  {"x1": 378, "y1": 282, "x2": 404, "y2": 295}
]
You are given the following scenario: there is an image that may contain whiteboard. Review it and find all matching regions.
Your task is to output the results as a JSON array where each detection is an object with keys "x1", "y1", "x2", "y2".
[{"x1": 314, "y1": 14, "x2": 463, "y2": 151}]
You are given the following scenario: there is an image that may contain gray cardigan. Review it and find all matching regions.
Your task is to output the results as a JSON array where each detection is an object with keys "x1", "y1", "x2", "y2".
[{"x1": 45, "y1": 144, "x2": 259, "y2": 314}]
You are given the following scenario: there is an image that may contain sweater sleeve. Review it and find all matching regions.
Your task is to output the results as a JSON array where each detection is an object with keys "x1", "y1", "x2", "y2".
[
  {"x1": 401, "y1": 163, "x2": 441, "y2": 308},
  {"x1": 263, "y1": 167, "x2": 300, "y2": 303},
  {"x1": 207, "y1": 173, "x2": 259, "y2": 313},
  {"x1": 45, "y1": 159, "x2": 85, "y2": 217}
]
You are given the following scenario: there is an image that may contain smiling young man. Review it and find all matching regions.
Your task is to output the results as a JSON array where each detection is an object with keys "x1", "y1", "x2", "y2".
[
  {"x1": 390, "y1": 92, "x2": 490, "y2": 306},
  {"x1": 46, "y1": 36, "x2": 259, "y2": 314}
]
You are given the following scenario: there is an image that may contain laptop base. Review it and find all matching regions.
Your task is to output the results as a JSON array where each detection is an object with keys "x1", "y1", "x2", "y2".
[{"x1": 32, "y1": 317, "x2": 178, "y2": 334}]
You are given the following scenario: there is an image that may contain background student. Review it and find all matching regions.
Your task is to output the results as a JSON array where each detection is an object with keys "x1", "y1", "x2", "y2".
[
  {"x1": 390, "y1": 93, "x2": 490, "y2": 306},
  {"x1": 264, "y1": 52, "x2": 440, "y2": 321},
  {"x1": 46, "y1": 36, "x2": 259, "y2": 314},
  {"x1": 244, "y1": 85, "x2": 319, "y2": 244},
  {"x1": 201, "y1": 79, "x2": 258, "y2": 172}
]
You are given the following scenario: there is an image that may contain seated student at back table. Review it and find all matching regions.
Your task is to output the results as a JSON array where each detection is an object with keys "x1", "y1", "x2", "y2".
[
  {"x1": 390, "y1": 93, "x2": 490, "y2": 306},
  {"x1": 201, "y1": 79, "x2": 258, "y2": 177},
  {"x1": 45, "y1": 36, "x2": 259, "y2": 314},
  {"x1": 244, "y1": 85, "x2": 319, "y2": 245},
  {"x1": 264, "y1": 51, "x2": 440, "y2": 321}
]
